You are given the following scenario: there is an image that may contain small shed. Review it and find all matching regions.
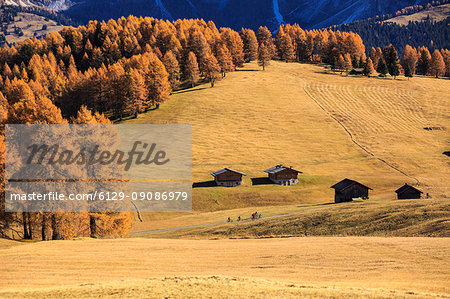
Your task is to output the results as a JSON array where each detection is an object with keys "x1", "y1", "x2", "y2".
[
  {"x1": 264, "y1": 165, "x2": 302, "y2": 186},
  {"x1": 350, "y1": 68, "x2": 364, "y2": 75},
  {"x1": 331, "y1": 178, "x2": 372, "y2": 203},
  {"x1": 395, "y1": 184, "x2": 422, "y2": 199},
  {"x1": 211, "y1": 168, "x2": 246, "y2": 187}
]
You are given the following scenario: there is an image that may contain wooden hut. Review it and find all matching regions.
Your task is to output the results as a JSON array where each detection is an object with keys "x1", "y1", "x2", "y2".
[
  {"x1": 350, "y1": 68, "x2": 364, "y2": 75},
  {"x1": 264, "y1": 165, "x2": 302, "y2": 186},
  {"x1": 211, "y1": 168, "x2": 246, "y2": 187},
  {"x1": 395, "y1": 184, "x2": 422, "y2": 199},
  {"x1": 331, "y1": 178, "x2": 372, "y2": 203}
]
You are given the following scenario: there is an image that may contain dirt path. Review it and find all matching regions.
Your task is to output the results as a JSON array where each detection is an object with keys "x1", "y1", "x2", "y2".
[{"x1": 130, "y1": 206, "x2": 327, "y2": 236}]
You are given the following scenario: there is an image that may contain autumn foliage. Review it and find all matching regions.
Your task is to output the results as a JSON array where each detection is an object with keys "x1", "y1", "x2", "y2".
[
  {"x1": 0, "y1": 15, "x2": 448, "y2": 240},
  {"x1": 0, "y1": 17, "x2": 247, "y2": 120}
]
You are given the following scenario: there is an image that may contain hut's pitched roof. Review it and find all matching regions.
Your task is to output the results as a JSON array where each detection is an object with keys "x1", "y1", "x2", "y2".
[
  {"x1": 264, "y1": 165, "x2": 302, "y2": 174},
  {"x1": 395, "y1": 183, "x2": 423, "y2": 194},
  {"x1": 211, "y1": 168, "x2": 246, "y2": 177},
  {"x1": 331, "y1": 178, "x2": 372, "y2": 192}
]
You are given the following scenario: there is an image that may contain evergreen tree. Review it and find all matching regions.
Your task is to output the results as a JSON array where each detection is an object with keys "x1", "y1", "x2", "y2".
[
  {"x1": 377, "y1": 59, "x2": 388, "y2": 77},
  {"x1": 404, "y1": 64, "x2": 413, "y2": 80},
  {"x1": 358, "y1": 56, "x2": 365, "y2": 68},
  {"x1": 383, "y1": 45, "x2": 400, "y2": 78},
  {"x1": 351, "y1": 55, "x2": 358, "y2": 68},
  {"x1": 390, "y1": 61, "x2": 400, "y2": 79},
  {"x1": 330, "y1": 56, "x2": 337, "y2": 71},
  {"x1": 417, "y1": 48, "x2": 431, "y2": 75}
]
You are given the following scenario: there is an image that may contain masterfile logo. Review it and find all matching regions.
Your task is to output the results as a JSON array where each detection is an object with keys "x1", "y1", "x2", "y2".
[
  {"x1": 4, "y1": 124, "x2": 192, "y2": 213},
  {"x1": 5, "y1": 124, "x2": 192, "y2": 180}
]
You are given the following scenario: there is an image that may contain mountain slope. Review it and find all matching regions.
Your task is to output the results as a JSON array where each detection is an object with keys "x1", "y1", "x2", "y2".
[
  {"x1": 385, "y1": 3, "x2": 450, "y2": 25},
  {"x1": 61, "y1": 0, "x2": 432, "y2": 30}
]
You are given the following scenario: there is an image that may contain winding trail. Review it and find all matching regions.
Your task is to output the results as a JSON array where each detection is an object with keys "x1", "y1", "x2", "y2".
[{"x1": 301, "y1": 77, "x2": 420, "y2": 185}]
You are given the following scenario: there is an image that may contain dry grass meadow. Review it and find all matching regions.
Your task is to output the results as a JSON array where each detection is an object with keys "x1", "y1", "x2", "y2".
[
  {"x1": 124, "y1": 61, "x2": 449, "y2": 215},
  {"x1": 385, "y1": 4, "x2": 450, "y2": 25},
  {"x1": 2, "y1": 61, "x2": 449, "y2": 297},
  {"x1": 2, "y1": 12, "x2": 64, "y2": 44},
  {"x1": 0, "y1": 237, "x2": 449, "y2": 298},
  {"x1": 134, "y1": 199, "x2": 450, "y2": 239}
]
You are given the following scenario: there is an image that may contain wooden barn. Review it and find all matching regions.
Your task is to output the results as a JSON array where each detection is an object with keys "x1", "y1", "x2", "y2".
[
  {"x1": 211, "y1": 168, "x2": 246, "y2": 187},
  {"x1": 395, "y1": 184, "x2": 423, "y2": 199},
  {"x1": 331, "y1": 178, "x2": 372, "y2": 203},
  {"x1": 350, "y1": 68, "x2": 364, "y2": 75},
  {"x1": 264, "y1": 165, "x2": 302, "y2": 186}
]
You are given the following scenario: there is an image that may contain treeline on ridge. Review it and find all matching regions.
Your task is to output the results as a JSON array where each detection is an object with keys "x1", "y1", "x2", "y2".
[
  {"x1": 0, "y1": 16, "x2": 367, "y2": 121},
  {"x1": 332, "y1": 16, "x2": 449, "y2": 54}
]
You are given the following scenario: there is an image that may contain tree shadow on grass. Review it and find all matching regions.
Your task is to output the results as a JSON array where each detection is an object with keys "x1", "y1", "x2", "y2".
[
  {"x1": 235, "y1": 68, "x2": 260, "y2": 72},
  {"x1": 251, "y1": 177, "x2": 275, "y2": 186},
  {"x1": 313, "y1": 70, "x2": 348, "y2": 76},
  {"x1": 192, "y1": 180, "x2": 218, "y2": 188},
  {"x1": 173, "y1": 87, "x2": 209, "y2": 95}
]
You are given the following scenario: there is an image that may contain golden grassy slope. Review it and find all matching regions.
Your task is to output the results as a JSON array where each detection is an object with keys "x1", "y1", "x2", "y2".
[
  {"x1": 0, "y1": 276, "x2": 444, "y2": 298},
  {"x1": 149, "y1": 199, "x2": 449, "y2": 239},
  {"x1": 123, "y1": 61, "x2": 449, "y2": 213},
  {"x1": 0, "y1": 237, "x2": 449, "y2": 297},
  {"x1": 131, "y1": 203, "x2": 328, "y2": 233},
  {"x1": 385, "y1": 4, "x2": 450, "y2": 25},
  {"x1": 2, "y1": 12, "x2": 64, "y2": 44},
  {"x1": 304, "y1": 68, "x2": 449, "y2": 197},
  {"x1": 0, "y1": 238, "x2": 26, "y2": 249}
]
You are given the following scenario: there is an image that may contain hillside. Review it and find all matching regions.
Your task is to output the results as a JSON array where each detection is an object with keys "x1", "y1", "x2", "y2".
[
  {"x1": 0, "y1": 237, "x2": 449, "y2": 297},
  {"x1": 1, "y1": 11, "x2": 63, "y2": 44},
  {"x1": 333, "y1": 13, "x2": 449, "y2": 53},
  {"x1": 144, "y1": 199, "x2": 450, "y2": 239},
  {"x1": 0, "y1": 6, "x2": 73, "y2": 46},
  {"x1": 61, "y1": 0, "x2": 432, "y2": 31},
  {"x1": 123, "y1": 61, "x2": 450, "y2": 213},
  {"x1": 385, "y1": 3, "x2": 450, "y2": 25}
]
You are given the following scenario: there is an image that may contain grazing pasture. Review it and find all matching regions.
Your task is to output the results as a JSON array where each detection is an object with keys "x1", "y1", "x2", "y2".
[
  {"x1": 142, "y1": 199, "x2": 449, "y2": 239},
  {"x1": 385, "y1": 4, "x2": 450, "y2": 25},
  {"x1": 1, "y1": 11, "x2": 64, "y2": 44},
  {"x1": 1, "y1": 61, "x2": 449, "y2": 298},
  {"x1": 0, "y1": 237, "x2": 448, "y2": 297},
  {"x1": 123, "y1": 61, "x2": 449, "y2": 213}
]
